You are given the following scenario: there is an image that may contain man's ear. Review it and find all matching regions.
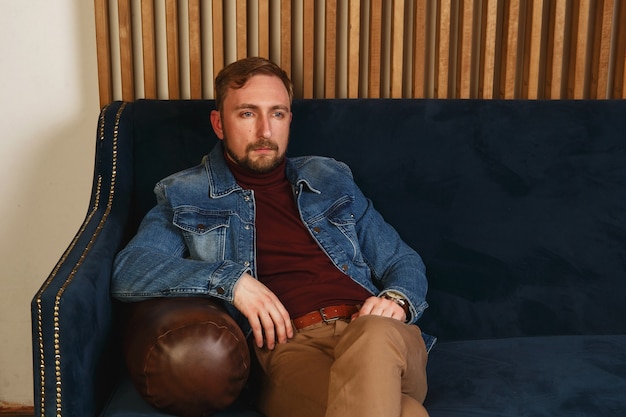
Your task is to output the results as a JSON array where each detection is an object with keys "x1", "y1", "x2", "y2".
[{"x1": 210, "y1": 110, "x2": 225, "y2": 140}]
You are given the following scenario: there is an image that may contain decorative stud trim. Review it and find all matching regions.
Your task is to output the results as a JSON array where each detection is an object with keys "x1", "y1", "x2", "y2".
[{"x1": 34, "y1": 102, "x2": 127, "y2": 416}]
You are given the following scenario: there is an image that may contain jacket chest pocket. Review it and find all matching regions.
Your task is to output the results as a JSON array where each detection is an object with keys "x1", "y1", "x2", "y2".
[
  {"x1": 325, "y1": 199, "x2": 365, "y2": 265},
  {"x1": 173, "y1": 209, "x2": 231, "y2": 262}
]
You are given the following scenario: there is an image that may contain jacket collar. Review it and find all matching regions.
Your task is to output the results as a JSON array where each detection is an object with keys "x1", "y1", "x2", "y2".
[
  {"x1": 286, "y1": 161, "x2": 322, "y2": 194},
  {"x1": 205, "y1": 143, "x2": 322, "y2": 197},
  {"x1": 205, "y1": 143, "x2": 240, "y2": 198}
]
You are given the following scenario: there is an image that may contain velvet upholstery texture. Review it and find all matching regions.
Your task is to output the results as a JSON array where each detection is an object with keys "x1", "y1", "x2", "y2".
[{"x1": 32, "y1": 99, "x2": 626, "y2": 417}]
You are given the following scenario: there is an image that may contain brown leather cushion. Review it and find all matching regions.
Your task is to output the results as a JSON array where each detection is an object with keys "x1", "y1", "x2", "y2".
[{"x1": 124, "y1": 297, "x2": 250, "y2": 417}]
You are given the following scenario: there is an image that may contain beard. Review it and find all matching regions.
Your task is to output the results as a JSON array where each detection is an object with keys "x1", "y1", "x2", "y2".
[{"x1": 223, "y1": 137, "x2": 286, "y2": 174}]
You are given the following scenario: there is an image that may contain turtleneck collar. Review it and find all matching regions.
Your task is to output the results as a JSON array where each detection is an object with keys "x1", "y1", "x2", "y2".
[{"x1": 224, "y1": 152, "x2": 288, "y2": 190}]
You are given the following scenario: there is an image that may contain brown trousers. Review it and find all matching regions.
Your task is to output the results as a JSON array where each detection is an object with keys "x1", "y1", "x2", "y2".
[{"x1": 253, "y1": 315, "x2": 429, "y2": 417}]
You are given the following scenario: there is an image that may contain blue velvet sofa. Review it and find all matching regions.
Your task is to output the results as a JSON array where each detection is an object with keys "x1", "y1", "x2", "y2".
[{"x1": 32, "y1": 99, "x2": 626, "y2": 417}]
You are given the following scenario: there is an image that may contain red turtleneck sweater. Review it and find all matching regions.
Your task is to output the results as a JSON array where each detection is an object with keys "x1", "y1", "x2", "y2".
[{"x1": 225, "y1": 156, "x2": 371, "y2": 318}]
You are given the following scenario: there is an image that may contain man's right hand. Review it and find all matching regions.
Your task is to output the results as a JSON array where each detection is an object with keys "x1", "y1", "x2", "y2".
[{"x1": 232, "y1": 273, "x2": 293, "y2": 350}]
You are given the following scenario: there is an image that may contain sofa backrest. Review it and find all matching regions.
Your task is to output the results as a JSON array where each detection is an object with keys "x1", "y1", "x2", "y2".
[{"x1": 125, "y1": 99, "x2": 626, "y2": 341}]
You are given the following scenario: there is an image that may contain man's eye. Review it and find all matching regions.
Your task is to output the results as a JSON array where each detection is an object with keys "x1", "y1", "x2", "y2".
[
  {"x1": 273, "y1": 111, "x2": 285, "y2": 119},
  {"x1": 241, "y1": 111, "x2": 254, "y2": 118}
]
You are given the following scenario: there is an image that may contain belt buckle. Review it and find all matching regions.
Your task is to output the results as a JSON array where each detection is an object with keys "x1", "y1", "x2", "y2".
[{"x1": 320, "y1": 306, "x2": 340, "y2": 324}]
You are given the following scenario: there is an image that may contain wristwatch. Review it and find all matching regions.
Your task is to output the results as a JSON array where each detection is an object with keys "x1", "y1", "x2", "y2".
[{"x1": 381, "y1": 290, "x2": 410, "y2": 321}]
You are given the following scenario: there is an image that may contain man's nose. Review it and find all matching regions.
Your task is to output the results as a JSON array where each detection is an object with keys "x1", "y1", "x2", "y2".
[{"x1": 257, "y1": 115, "x2": 272, "y2": 138}]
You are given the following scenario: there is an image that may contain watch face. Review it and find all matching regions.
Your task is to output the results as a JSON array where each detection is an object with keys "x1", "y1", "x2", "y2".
[
  {"x1": 384, "y1": 291, "x2": 406, "y2": 305},
  {"x1": 385, "y1": 291, "x2": 403, "y2": 300}
]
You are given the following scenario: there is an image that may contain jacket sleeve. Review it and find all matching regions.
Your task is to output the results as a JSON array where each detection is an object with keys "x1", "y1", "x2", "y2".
[
  {"x1": 111, "y1": 187, "x2": 248, "y2": 303},
  {"x1": 352, "y1": 184, "x2": 429, "y2": 324}
]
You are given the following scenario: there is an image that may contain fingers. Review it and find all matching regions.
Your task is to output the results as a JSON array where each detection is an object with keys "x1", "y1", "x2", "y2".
[
  {"x1": 355, "y1": 296, "x2": 406, "y2": 322},
  {"x1": 250, "y1": 304, "x2": 292, "y2": 350},
  {"x1": 254, "y1": 305, "x2": 292, "y2": 350},
  {"x1": 247, "y1": 314, "x2": 266, "y2": 349},
  {"x1": 274, "y1": 303, "x2": 294, "y2": 343},
  {"x1": 233, "y1": 273, "x2": 293, "y2": 349}
]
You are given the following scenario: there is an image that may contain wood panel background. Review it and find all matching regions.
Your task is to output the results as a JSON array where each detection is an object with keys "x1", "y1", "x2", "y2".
[{"x1": 95, "y1": 0, "x2": 626, "y2": 107}]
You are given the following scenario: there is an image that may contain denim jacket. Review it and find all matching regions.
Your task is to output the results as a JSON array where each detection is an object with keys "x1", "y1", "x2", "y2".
[{"x1": 112, "y1": 144, "x2": 432, "y2": 348}]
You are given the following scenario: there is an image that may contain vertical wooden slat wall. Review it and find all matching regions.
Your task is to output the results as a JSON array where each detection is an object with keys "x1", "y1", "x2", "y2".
[
  {"x1": 347, "y1": 0, "x2": 360, "y2": 98},
  {"x1": 458, "y1": 0, "x2": 476, "y2": 99},
  {"x1": 188, "y1": 0, "x2": 202, "y2": 99},
  {"x1": 117, "y1": 0, "x2": 135, "y2": 101},
  {"x1": 368, "y1": 0, "x2": 383, "y2": 98},
  {"x1": 280, "y1": 1, "x2": 292, "y2": 77},
  {"x1": 615, "y1": 0, "x2": 626, "y2": 98},
  {"x1": 164, "y1": 0, "x2": 180, "y2": 99},
  {"x1": 437, "y1": 1, "x2": 453, "y2": 99},
  {"x1": 211, "y1": 0, "x2": 224, "y2": 78},
  {"x1": 325, "y1": 0, "x2": 338, "y2": 98},
  {"x1": 390, "y1": 0, "x2": 405, "y2": 98},
  {"x1": 236, "y1": 0, "x2": 247, "y2": 60},
  {"x1": 95, "y1": 0, "x2": 626, "y2": 107},
  {"x1": 412, "y1": 0, "x2": 428, "y2": 98},
  {"x1": 302, "y1": 0, "x2": 315, "y2": 98},
  {"x1": 258, "y1": 0, "x2": 270, "y2": 58},
  {"x1": 140, "y1": 0, "x2": 158, "y2": 98},
  {"x1": 95, "y1": 0, "x2": 113, "y2": 104}
]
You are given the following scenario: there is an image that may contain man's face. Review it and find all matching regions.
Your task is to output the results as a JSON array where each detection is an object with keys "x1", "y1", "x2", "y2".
[{"x1": 210, "y1": 74, "x2": 292, "y2": 173}]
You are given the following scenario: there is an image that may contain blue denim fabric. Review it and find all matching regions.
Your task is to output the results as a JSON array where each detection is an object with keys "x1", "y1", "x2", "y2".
[{"x1": 112, "y1": 143, "x2": 432, "y2": 347}]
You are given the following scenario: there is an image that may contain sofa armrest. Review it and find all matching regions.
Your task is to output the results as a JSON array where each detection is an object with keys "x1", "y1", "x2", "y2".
[{"x1": 31, "y1": 102, "x2": 134, "y2": 417}]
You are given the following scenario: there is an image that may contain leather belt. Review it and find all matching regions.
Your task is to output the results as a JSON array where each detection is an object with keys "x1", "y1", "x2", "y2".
[{"x1": 292, "y1": 305, "x2": 360, "y2": 330}]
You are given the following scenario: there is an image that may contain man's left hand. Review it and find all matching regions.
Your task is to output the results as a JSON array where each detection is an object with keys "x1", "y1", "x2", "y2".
[{"x1": 352, "y1": 296, "x2": 407, "y2": 322}]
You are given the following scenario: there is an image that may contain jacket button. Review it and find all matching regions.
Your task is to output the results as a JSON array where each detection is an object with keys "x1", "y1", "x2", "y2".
[
  {"x1": 197, "y1": 224, "x2": 206, "y2": 230},
  {"x1": 342, "y1": 264, "x2": 348, "y2": 271},
  {"x1": 216, "y1": 286, "x2": 225, "y2": 295},
  {"x1": 313, "y1": 227, "x2": 321, "y2": 233}
]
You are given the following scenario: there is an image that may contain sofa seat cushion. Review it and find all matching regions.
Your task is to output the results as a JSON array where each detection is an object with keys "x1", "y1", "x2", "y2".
[
  {"x1": 101, "y1": 375, "x2": 263, "y2": 417},
  {"x1": 103, "y1": 335, "x2": 626, "y2": 416},
  {"x1": 425, "y1": 335, "x2": 626, "y2": 416}
]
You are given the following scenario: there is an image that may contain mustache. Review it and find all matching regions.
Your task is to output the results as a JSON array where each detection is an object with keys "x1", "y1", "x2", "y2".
[{"x1": 247, "y1": 139, "x2": 279, "y2": 152}]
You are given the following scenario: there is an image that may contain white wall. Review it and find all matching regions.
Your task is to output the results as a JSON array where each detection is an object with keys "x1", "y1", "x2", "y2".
[{"x1": 0, "y1": 0, "x2": 99, "y2": 406}]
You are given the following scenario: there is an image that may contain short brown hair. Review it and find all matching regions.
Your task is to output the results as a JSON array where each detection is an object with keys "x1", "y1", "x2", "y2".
[{"x1": 214, "y1": 57, "x2": 293, "y2": 111}]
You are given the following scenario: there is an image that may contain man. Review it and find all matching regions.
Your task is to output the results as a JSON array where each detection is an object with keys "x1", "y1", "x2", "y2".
[{"x1": 113, "y1": 57, "x2": 431, "y2": 417}]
